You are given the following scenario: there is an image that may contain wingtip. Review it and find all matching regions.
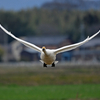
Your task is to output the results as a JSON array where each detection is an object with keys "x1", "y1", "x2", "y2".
[{"x1": 97, "y1": 30, "x2": 100, "y2": 33}]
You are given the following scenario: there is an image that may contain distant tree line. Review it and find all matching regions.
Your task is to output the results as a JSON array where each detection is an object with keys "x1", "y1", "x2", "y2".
[{"x1": 0, "y1": 8, "x2": 100, "y2": 42}]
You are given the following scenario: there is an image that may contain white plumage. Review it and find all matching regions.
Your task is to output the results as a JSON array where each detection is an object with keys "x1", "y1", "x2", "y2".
[{"x1": 0, "y1": 24, "x2": 100, "y2": 67}]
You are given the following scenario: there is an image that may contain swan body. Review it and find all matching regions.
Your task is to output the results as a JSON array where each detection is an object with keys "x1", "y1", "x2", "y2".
[
  {"x1": 40, "y1": 49, "x2": 56, "y2": 65},
  {"x1": 0, "y1": 24, "x2": 100, "y2": 67}
]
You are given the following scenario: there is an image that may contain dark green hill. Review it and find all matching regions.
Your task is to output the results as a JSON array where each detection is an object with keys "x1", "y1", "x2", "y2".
[{"x1": 0, "y1": 9, "x2": 100, "y2": 42}]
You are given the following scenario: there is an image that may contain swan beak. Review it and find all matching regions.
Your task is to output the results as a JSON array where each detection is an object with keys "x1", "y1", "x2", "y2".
[{"x1": 42, "y1": 46, "x2": 46, "y2": 51}]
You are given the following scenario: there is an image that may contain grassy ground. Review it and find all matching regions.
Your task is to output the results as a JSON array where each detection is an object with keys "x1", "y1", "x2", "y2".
[
  {"x1": 0, "y1": 84, "x2": 100, "y2": 100},
  {"x1": 0, "y1": 66, "x2": 100, "y2": 85},
  {"x1": 0, "y1": 65, "x2": 100, "y2": 100}
]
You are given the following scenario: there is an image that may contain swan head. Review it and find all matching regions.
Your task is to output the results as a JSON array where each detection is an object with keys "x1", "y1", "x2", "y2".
[{"x1": 42, "y1": 46, "x2": 46, "y2": 52}]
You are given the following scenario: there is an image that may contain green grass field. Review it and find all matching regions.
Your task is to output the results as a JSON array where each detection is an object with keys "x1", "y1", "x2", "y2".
[
  {"x1": 0, "y1": 84, "x2": 100, "y2": 100},
  {"x1": 0, "y1": 65, "x2": 100, "y2": 100}
]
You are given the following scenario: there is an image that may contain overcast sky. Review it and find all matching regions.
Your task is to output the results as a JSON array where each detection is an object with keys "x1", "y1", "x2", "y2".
[{"x1": 0, "y1": 0, "x2": 53, "y2": 11}]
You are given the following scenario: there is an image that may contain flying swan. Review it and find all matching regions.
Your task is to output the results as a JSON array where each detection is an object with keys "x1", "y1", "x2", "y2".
[{"x1": 0, "y1": 24, "x2": 100, "y2": 67}]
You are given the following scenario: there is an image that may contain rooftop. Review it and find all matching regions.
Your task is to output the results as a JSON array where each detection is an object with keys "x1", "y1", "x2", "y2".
[
  {"x1": 24, "y1": 36, "x2": 68, "y2": 46},
  {"x1": 82, "y1": 38, "x2": 100, "y2": 48}
]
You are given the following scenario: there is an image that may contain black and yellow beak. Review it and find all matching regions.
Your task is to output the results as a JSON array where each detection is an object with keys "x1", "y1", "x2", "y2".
[{"x1": 42, "y1": 46, "x2": 46, "y2": 51}]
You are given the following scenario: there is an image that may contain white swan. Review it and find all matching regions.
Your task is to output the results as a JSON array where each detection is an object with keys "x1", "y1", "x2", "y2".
[{"x1": 0, "y1": 24, "x2": 100, "y2": 67}]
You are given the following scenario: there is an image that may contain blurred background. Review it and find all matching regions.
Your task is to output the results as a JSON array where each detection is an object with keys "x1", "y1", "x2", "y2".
[
  {"x1": 0, "y1": 0, "x2": 100, "y2": 100},
  {"x1": 0, "y1": 0, "x2": 100, "y2": 62},
  {"x1": 0, "y1": 0, "x2": 100, "y2": 64}
]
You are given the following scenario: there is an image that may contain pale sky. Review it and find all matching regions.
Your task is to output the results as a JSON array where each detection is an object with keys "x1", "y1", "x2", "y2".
[{"x1": 0, "y1": 0, "x2": 53, "y2": 11}]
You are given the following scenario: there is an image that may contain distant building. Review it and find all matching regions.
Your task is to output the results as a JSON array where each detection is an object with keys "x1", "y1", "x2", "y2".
[
  {"x1": 72, "y1": 38, "x2": 100, "y2": 62},
  {"x1": 21, "y1": 48, "x2": 40, "y2": 61},
  {"x1": 10, "y1": 36, "x2": 72, "y2": 62},
  {"x1": 1, "y1": 34, "x2": 100, "y2": 62},
  {"x1": 24, "y1": 36, "x2": 70, "y2": 48},
  {"x1": 10, "y1": 38, "x2": 23, "y2": 61}
]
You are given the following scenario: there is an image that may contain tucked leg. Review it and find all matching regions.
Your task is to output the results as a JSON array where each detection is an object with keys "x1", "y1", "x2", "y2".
[
  {"x1": 43, "y1": 63, "x2": 47, "y2": 67},
  {"x1": 51, "y1": 62, "x2": 55, "y2": 67}
]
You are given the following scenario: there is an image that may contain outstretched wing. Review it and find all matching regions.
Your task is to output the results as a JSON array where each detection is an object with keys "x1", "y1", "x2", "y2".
[
  {"x1": 54, "y1": 30, "x2": 100, "y2": 54},
  {"x1": 0, "y1": 24, "x2": 42, "y2": 52}
]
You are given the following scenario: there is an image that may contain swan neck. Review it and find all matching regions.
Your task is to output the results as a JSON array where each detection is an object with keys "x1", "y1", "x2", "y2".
[{"x1": 43, "y1": 49, "x2": 47, "y2": 55}]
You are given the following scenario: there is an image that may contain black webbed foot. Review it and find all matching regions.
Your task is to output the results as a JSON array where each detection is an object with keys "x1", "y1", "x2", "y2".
[
  {"x1": 51, "y1": 62, "x2": 55, "y2": 67},
  {"x1": 43, "y1": 63, "x2": 47, "y2": 67}
]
